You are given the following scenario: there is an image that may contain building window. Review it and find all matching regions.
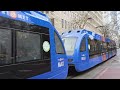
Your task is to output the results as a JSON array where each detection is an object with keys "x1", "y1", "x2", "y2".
[
  {"x1": 45, "y1": 11, "x2": 49, "y2": 14},
  {"x1": 67, "y1": 21, "x2": 68, "y2": 29},
  {"x1": 65, "y1": 20, "x2": 67, "y2": 29},
  {"x1": 62, "y1": 19, "x2": 64, "y2": 28},
  {"x1": 73, "y1": 24, "x2": 75, "y2": 29},
  {"x1": 68, "y1": 22, "x2": 70, "y2": 29},
  {"x1": 71, "y1": 23, "x2": 73, "y2": 29}
]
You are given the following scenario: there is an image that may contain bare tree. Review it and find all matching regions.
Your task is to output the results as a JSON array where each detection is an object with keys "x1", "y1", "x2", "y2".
[
  {"x1": 96, "y1": 20, "x2": 119, "y2": 40},
  {"x1": 72, "y1": 11, "x2": 91, "y2": 29},
  {"x1": 96, "y1": 22, "x2": 120, "y2": 48},
  {"x1": 96, "y1": 24, "x2": 110, "y2": 38}
]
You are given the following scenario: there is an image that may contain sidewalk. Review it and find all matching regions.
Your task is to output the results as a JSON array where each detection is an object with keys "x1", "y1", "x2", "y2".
[{"x1": 95, "y1": 49, "x2": 120, "y2": 79}]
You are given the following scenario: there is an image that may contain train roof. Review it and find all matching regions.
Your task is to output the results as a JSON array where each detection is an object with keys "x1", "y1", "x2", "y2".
[
  {"x1": 62, "y1": 29, "x2": 100, "y2": 37},
  {"x1": 61, "y1": 29, "x2": 113, "y2": 42}
]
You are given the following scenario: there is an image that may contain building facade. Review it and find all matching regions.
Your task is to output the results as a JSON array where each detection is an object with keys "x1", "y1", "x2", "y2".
[
  {"x1": 117, "y1": 11, "x2": 120, "y2": 35},
  {"x1": 86, "y1": 11, "x2": 103, "y2": 35},
  {"x1": 103, "y1": 11, "x2": 111, "y2": 24},
  {"x1": 41, "y1": 11, "x2": 103, "y2": 35}
]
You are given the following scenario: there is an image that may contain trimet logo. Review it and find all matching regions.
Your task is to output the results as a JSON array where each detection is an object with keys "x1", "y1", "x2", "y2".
[{"x1": 9, "y1": 11, "x2": 17, "y2": 19}]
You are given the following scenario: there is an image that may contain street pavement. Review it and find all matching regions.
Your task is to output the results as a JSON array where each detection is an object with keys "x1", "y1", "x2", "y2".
[
  {"x1": 95, "y1": 49, "x2": 120, "y2": 79},
  {"x1": 68, "y1": 49, "x2": 120, "y2": 79}
]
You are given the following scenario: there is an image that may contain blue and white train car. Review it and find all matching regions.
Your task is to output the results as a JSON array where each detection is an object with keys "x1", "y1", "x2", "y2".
[
  {"x1": 0, "y1": 11, "x2": 68, "y2": 79},
  {"x1": 62, "y1": 29, "x2": 116, "y2": 72}
]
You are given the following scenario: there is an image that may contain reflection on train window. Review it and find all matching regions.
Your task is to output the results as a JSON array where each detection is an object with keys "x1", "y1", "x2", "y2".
[
  {"x1": 88, "y1": 38, "x2": 102, "y2": 56},
  {"x1": 88, "y1": 38, "x2": 95, "y2": 56},
  {"x1": 16, "y1": 31, "x2": 41, "y2": 62},
  {"x1": 55, "y1": 32, "x2": 65, "y2": 54},
  {"x1": 0, "y1": 29, "x2": 12, "y2": 65},
  {"x1": 102, "y1": 42, "x2": 107, "y2": 53}
]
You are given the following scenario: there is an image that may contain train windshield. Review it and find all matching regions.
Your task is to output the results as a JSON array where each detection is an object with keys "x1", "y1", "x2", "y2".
[{"x1": 62, "y1": 37, "x2": 77, "y2": 55}]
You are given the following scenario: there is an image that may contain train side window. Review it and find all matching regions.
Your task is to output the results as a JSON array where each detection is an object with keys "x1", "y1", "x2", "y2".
[
  {"x1": 102, "y1": 42, "x2": 107, "y2": 53},
  {"x1": 80, "y1": 37, "x2": 86, "y2": 52},
  {"x1": 94, "y1": 39, "x2": 97, "y2": 54},
  {"x1": 88, "y1": 38, "x2": 96, "y2": 56},
  {"x1": 0, "y1": 29, "x2": 12, "y2": 65},
  {"x1": 100, "y1": 41, "x2": 102, "y2": 53},
  {"x1": 54, "y1": 32, "x2": 65, "y2": 54},
  {"x1": 16, "y1": 31, "x2": 41, "y2": 62},
  {"x1": 96, "y1": 40, "x2": 101, "y2": 54}
]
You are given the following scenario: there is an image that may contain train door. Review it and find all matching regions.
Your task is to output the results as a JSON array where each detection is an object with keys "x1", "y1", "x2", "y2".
[{"x1": 80, "y1": 35, "x2": 89, "y2": 63}]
